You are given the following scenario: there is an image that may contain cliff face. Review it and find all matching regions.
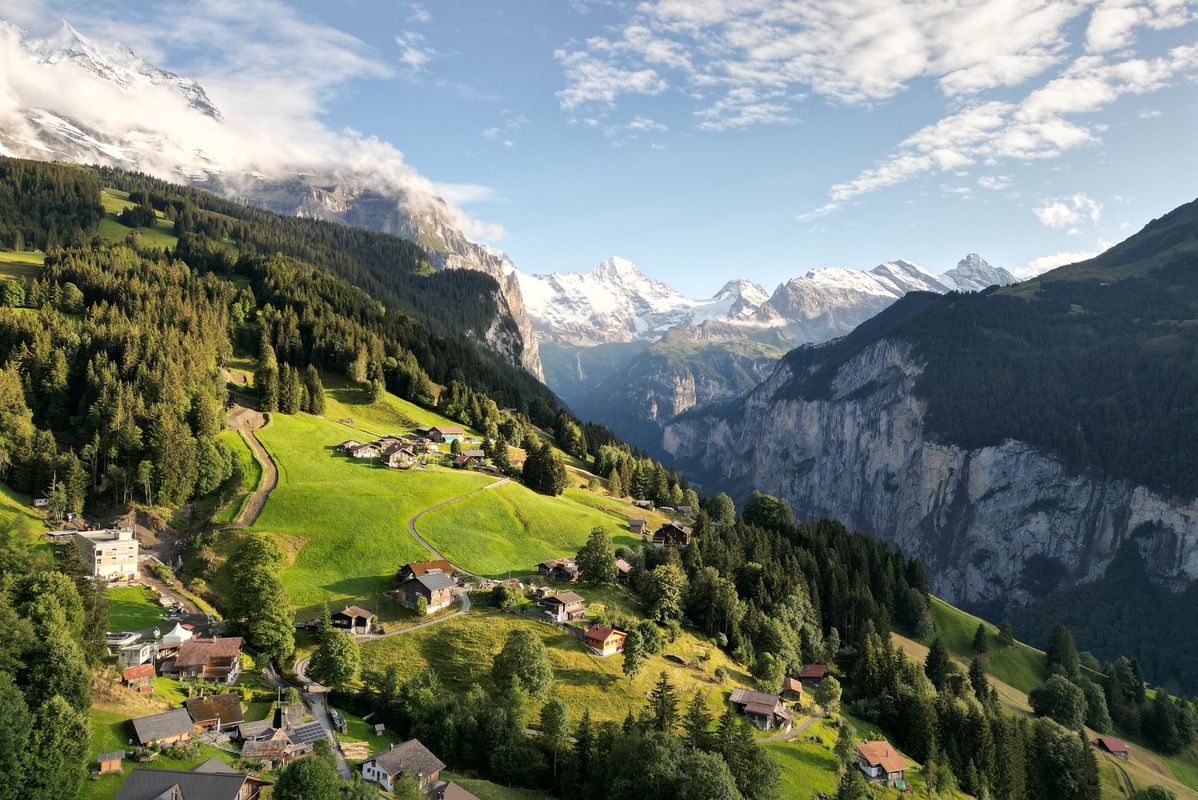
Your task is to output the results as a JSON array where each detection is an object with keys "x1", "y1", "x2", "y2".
[{"x1": 664, "y1": 339, "x2": 1198, "y2": 605}]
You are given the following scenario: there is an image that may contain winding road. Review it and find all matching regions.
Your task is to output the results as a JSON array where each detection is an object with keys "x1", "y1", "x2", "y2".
[
  {"x1": 224, "y1": 398, "x2": 278, "y2": 528},
  {"x1": 405, "y1": 476, "x2": 509, "y2": 579}
]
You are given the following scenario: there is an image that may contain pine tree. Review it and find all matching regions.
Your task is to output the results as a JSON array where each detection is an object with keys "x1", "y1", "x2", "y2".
[
  {"x1": 683, "y1": 690, "x2": 713, "y2": 749},
  {"x1": 1046, "y1": 624, "x2": 1079, "y2": 677},
  {"x1": 969, "y1": 657, "x2": 991, "y2": 702},
  {"x1": 254, "y1": 336, "x2": 279, "y2": 412},
  {"x1": 574, "y1": 708, "x2": 594, "y2": 779},
  {"x1": 540, "y1": 698, "x2": 570, "y2": 777},
  {"x1": 607, "y1": 466, "x2": 624, "y2": 498},
  {"x1": 303, "y1": 364, "x2": 325, "y2": 414},
  {"x1": 925, "y1": 636, "x2": 951, "y2": 689},
  {"x1": 999, "y1": 619, "x2": 1016, "y2": 648},
  {"x1": 622, "y1": 629, "x2": 646, "y2": 682},
  {"x1": 576, "y1": 527, "x2": 617, "y2": 585},
  {"x1": 973, "y1": 623, "x2": 989, "y2": 654}
]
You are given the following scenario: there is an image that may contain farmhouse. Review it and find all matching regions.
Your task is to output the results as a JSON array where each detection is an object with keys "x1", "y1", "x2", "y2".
[
  {"x1": 1092, "y1": 737, "x2": 1131, "y2": 759},
  {"x1": 382, "y1": 443, "x2": 418, "y2": 468},
  {"x1": 434, "y1": 781, "x2": 483, "y2": 800},
  {"x1": 397, "y1": 560, "x2": 454, "y2": 582},
  {"x1": 348, "y1": 442, "x2": 380, "y2": 459},
  {"x1": 427, "y1": 425, "x2": 466, "y2": 443},
  {"x1": 122, "y1": 663, "x2": 155, "y2": 693},
  {"x1": 729, "y1": 688, "x2": 793, "y2": 731},
  {"x1": 539, "y1": 591, "x2": 586, "y2": 623},
  {"x1": 167, "y1": 637, "x2": 244, "y2": 683},
  {"x1": 335, "y1": 440, "x2": 363, "y2": 453},
  {"x1": 615, "y1": 558, "x2": 632, "y2": 583},
  {"x1": 393, "y1": 572, "x2": 457, "y2": 613},
  {"x1": 130, "y1": 708, "x2": 196, "y2": 747},
  {"x1": 240, "y1": 729, "x2": 298, "y2": 771},
  {"x1": 331, "y1": 605, "x2": 375, "y2": 633},
  {"x1": 454, "y1": 449, "x2": 487, "y2": 468},
  {"x1": 361, "y1": 738, "x2": 446, "y2": 793},
  {"x1": 538, "y1": 557, "x2": 580, "y2": 582},
  {"x1": 73, "y1": 528, "x2": 138, "y2": 580},
  {"x1": 781, "y1": 676, "x2": 804, "y2": 702},
  {"x1": 798, "y1": 663, "x2": 828, "y2": 687},
  {"x1": 628, "y1": 518, "x2": 648, "y2": 535},
  {"x1": 113, "y1": 760, "x2": 265, "y2": 800},
  {"x1": 185, "y1": 693, "x2": 244, "y2": 731},
  {"x1": 584, "y1": 624, "x2": 626, "y2": 657},
  {"x1": 856, "y1": 740, "x2": 908, "y2": 787},
  {"x1": 651, "y1": 522, "x2": 692, "y2": 548}
]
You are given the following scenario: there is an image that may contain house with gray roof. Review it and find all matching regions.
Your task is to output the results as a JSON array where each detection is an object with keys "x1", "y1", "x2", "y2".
[
  {"x1": 361, "y1": 738, "x2": 446, "y2": 793},
  {"x1": 130, "y1": 708, "x2": 196, "y2": 747},
  {"x1": 391, "y1": 571, "x2": 457, "y2": 614},
  {"x1": 113, "y1": 760, "x2": 265, "y2": 800}
]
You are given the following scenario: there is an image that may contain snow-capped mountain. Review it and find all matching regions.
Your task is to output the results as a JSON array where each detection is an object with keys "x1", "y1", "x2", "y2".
[
  {"x1": 941, "y1": 253, "x2": 1019, "y2": 292},
  {"x1": 516, "y1": 257, "x2": 770, "y2": 344},
  {"x1": 0, "y1": 18, "x2": 543, "y2": 377}
]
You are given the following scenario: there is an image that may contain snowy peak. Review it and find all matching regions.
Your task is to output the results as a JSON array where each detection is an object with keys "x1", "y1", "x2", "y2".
[
  {"x1": 941, "y1": 253, "x2": 1018, "y2": 292},
  {"x1": 869, "y1": 259, "x2": 951, "y2": 294},
  {"x1": 24, "y1": 20, "x2": 223, "y2": 119}
]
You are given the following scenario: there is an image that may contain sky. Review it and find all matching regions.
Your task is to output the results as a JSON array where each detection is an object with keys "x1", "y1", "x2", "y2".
[{"x1": 2, "y1": 0, "x2": 1196, "y2": 295}]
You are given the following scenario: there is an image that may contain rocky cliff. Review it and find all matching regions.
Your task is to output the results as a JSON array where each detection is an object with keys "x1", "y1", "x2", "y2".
[{"x1": 663, "y1": 338, "x2": 1198, "y2": 605}]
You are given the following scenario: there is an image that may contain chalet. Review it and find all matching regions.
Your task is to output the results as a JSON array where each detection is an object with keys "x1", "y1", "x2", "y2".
[
  {"x1": 331, "y1": 605, "x2": 375, "y2": 633},
  {"x1": 1092, "y1": 737, "x2": 1131, "y2": 759},
  {"x1": 584, "y1": 624, "x2": 626, "y2": 657},
  {"x1": 361, "y1": 739, "x2": 446, "y2": 793},
  {"x1": 677, "y1": 505, "x2": 693, "y2": 515},
  {"x1": 628, "y1": 518, "x2": 648, "y2": 535},
  {"x1": 615, "y1": 558, "x2": 633, "y2": 583},
  {"x1": 798, "y1": 663, "x2": 828, "y2": 688},
  {"x1": 348, "y1": 442, "x2": 380, "y2": 459},
  {"x1": 185, "y1": 693, "x2": 244, "y2": 732},
  {"x1": 114, "y1": 761, "x2": 265, "y2": 800},
  {"x1": 119, "y1": 642, "x2": 156, "y2": 668},
  {"x1": 434, "y1": 781, "x2": 483, "y2": 800},
  {"x1": 651, "y1": 522, "x2": 692, "y2": 548},
  {"x1": 393, "y1": 572, "x2": 457, "y2": 613},
  {"x1": 538, "y1": 557, "x2": 580, "y2": 582},
  {"x1": 168, "y1": 637, "x2": 244, "y2": 683},
  {"x1": 122, "y1": 663, "x2": 156, "y2": 693},
  {"x1": 98, "y1": 751, "x2": 123, "y2": 775},
  {"x1": 454, "y1": 449, "x2": 487, "y2": 468},
  {"x1": 130, "y1": 708, "x2": 196, "y2": 747},
  {"x1": 240, "y1": 730, "x2": 297, "y2": 771},
  {"x1": 781, "y1": 676, "x2": 804, "y2": 703},
  {"x1": 729, "y1": 688, "x2": 793, "y2": 731},
  {"x1": 397, "y1": 560, "x2": 454, "y2": 582},
  {"x1": 539, "y1": 591, "x2": 586, "y2": 623},
  {"x1": 382, "y1": 443, "x2": 417, "y2": 468},
  {"x1": 427, "y1": 425, "x2": 466, "y2": 443},
  {"x1": 856, "y1": 741, "x2": 908, "y2": 788},
  {"x1": 335, "y1": 440, "x2": 363, "y2": 453}
]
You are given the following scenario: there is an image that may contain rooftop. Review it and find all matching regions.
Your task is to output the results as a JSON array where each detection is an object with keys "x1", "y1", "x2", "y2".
[
  {"x1": 130, "y1": 708, "x2": 194, "y2": 744},
  {"x1": 367, "y1": 738, "x2": 446, "y2": 778},
  {"x1": 184, "y1": 693, "x2": 244, "y2": 725},
  {"x1": 112, "y1": 766, "x2": 249, "y2": 800},
  {"x1": 857, "y1": 741, "x2": 909, "y2": 773}
]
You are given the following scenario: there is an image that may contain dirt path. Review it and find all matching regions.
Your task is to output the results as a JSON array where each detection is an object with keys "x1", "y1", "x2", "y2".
[
  {"x1": 762, "y1": 712, "x2": 823, "y2": 743},
  {"x1": 405, "y1": 477, "x2": 509, "y2": 579},
  {"x1": 225, "y1": 402, "x2": 277, "y2": 528}
]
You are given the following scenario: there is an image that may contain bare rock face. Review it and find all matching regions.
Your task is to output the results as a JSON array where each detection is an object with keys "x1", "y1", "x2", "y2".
[{"x1": 664, "y1": 339, "x2": 1198, "y2": 604}]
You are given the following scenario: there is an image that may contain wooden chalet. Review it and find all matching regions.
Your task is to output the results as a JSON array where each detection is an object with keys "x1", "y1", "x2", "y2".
[
  {"x1": 427, "y1": 425, "x2": 466, "y2": 443},
  {"x1": 584, "y1": 624, "x2": 626, "y2": 657},
  {"x1": 361, "y1": 739, "x2": 446, "y2": 793},
  {"x1": 651, "y1": 522, "x2": 692, "y2": 548},
  {"x1": 454, "y1": 449, "x2": 487, "y2": 468},
  {"x1": 729, "y1": 688, "x2": 793, "y2": 731},
  {"x1": 130, "y1": 708, "x2": 196, "y2": 747},
  {"x1": 856, "y1": 741, "x2": 908, "y2": 788},
  {"x1": 781, "y1": 676, "x2": 804, "y2": 702},
  {"x1": 185, "y1": 692, "x2": 244, "y2": 732},
  {"x1": 347, "y1": 442, "x2": 380, "y2": 459},
  {"x1": 397, "y1": 560, "x2": 454, "y2": 582},
  {"x1": 797, "y1": 663, "x2": 828, "y2": 687},
  {"x1": 331, "y1": 605, "x2": 375, "y2": 633},
  {"x1": 539, "y1": 591, "x2": 585, "y2": 623},
  {"x1": 628, "y1": 518, "x2": 648, "y2": 535},
  {"x1": 335, "y1": 440, "x2": 363, "y2": 453},
  {"x1": 615, "y1": 558, "x2": 633, "y2": 583},
  {"x1": 538, "y1": 557, "x2": 580, "y2": 582},
  {"x1": 392, "y1": 572, "x2": 457, "y2": 613},
  {"x1": 122, "y1": 663, "x2": 155, "y2": 693},
  {"x1": 381, "y1": 443, "x2": 417, "y2": 468},
  {"x1": 1092, "y1": 737, "x2": 1131, "y2": 759},
  {"x1": 167, "y1": 637, "x2": 244, "y2": 683},
  {"x1": 113, "y1": 760, "x2": 265, "y2": 800}
]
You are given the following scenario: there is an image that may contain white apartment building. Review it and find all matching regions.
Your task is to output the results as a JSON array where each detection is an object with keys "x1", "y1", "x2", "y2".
[{"x1": 73, "y1": 528, "x2": 139, "y2": 580}]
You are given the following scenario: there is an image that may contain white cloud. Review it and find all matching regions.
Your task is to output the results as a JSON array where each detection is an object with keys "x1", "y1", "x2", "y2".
[
  {"x1": 554, "y1": 46, "x2": 668, "y2": 109},
  {"x1": 1086, "y1": 0, "x2": 1197, "y2": 52},
  {"x1": 1138, "y1": 108, "x2": 1162, "y2": 117},
  {"x1": 407, "y1": 3, "x2": 431, "y2": 24},
  {"x1": 1019, "y1": 245, "x2": 1108, "y2": 276},
  {"x1": 395, "y1": 30, "x2": 435, "y2": 71},
  {"x1": 977, "y1": 175, "x2": 1011, "y2": 189},
  {"x1": 1034, "y1": 193, "x2": 1103, "y2": 227}
]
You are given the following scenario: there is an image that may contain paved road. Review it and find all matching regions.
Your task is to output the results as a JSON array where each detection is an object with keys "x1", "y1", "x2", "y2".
[
  {"x1": 305, "y1": 690, "x2": 352, "y2": 778},
  {"x1": 407, "y1": 474, "x2": 510, "y2": 574},
  {"x1": 761, "y1": 712, "x2": 823, "y2": 743}
]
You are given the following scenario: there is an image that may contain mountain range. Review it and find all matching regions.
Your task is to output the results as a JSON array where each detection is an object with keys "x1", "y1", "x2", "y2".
[{"x1": 525, "y1": 253, "x2": 1016, "y2": 453}]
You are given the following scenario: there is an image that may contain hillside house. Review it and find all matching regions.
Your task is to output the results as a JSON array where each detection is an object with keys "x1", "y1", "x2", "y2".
[
  {"x1": 634, "y1": 500, "x2": 653, "y2": 509},
  {"x1": 397, "y1": 560, "x2": 454, "y2": 582},
  {"x1": 539, "y1": 591, "x2": 585, "y2": 623},
  {"x1": 454, "y1": 449, "x2": 487, "y2": 468},
  {"x1": 798, "y1": 663, "x2": 828, "y2": 687},
  {"x1": 335, "y1": 440, "x2": 363, "y2": 453},
  {"x1": 856, "y1": 741, "x2": 908, "y2": 787},
  {"x1": 73, "y1": 528, "x2": 138, "y2": 580},
  {"x1": 122, "y1": 663, "x2": 156, "y2": 693},
  {"x1": 781, "y1": 676, "x2": 804, "y2": 703},
  {"x1": 361, "y1": 739, "x2": 446, "y2": 793},
  {"x1": 393, "y1": 572, "x2": 457, "y2": 613},
  {"x1": 331, "y1": 605, "x2": 375, "y2": 633},
  {"x1": 651, "y1": 522, "x2": 692, "y2": 548},
  {"x1": 729, "y1": 688, "x2": 793, "y2": 731},
  {"x1": 185, "y1": 693, "x2": 244, "y2": 732},
  {"x1": 98, "y1": 751, "x2": 124, "y2": 775},
  {"x1": 434, "y1": 781, "x2": 482, "y2": 800},
  {"x1": 240, "y1": 729, "x2": 298, "y2": 771},
  {"x1": 130, "y1": 708, "x2": 196, "y2": 747},
  {"x1": 1092, "y1": 737, "x2": 1131, "y2": 759},
  {"x1": 119, "y1": 641, "x2": 156, "y2": 668},
  {"x1": 114, "y1": 760, "x2": 265, "y2": 800},
  {"x1": 348, "y1": 442, "x2": 380, "y2": 459},
  {"x1": 538, "y1": 557, "x2": 580, "y2": 582},
  {"x1": 382, "y1": 443, "x2": 417, "y2": 468},
  {"x1": 427, "y1": 425, "x2": 466, "y2": 443},
  {"x1": 615, "y1": 558, "x2": 632, "y2": 583},
  {"x1": 584, "y1": 624, "x2": 626, "y2": 656},
  {"x1": 167, "y1": 637, "x2": 244, "y2": 683},
  {"x1": 628, "y1": 518, "x2": 648, "y2": 535},
  {"x1": 677, "y1": 505, "x2": 693, "y2": 515}
]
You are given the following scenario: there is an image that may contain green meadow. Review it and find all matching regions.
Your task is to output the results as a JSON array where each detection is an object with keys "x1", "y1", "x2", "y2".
[
  {"x1": 106, "y1": 585, "x2": 168, "y2": 631},
  {"x1": 98, "y1": 188, "x2": 180, "y2": 251}
]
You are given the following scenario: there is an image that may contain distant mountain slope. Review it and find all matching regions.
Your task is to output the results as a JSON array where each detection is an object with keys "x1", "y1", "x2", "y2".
[
  {"x1": 664, "y1": 199, "x2": 1198, "y2": 683},
  {"x1": 0, "y1": 19, "x2": 542, "y2": 378}
]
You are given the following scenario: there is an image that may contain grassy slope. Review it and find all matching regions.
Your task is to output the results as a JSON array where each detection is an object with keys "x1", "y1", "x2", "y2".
[
  {"x1": 0, "y1": 482, "x2": 46, "y2": 541},
  {"x1": 106, "y1": 586, "x2": 168, "y2": 631},
  {"x1": 899, "y1": 597, "x2": 1198, "y2": 798},
  {"x1": 441, "y1": 772, "x2": 551, "y2": 800},
  {"x1": 211, "y1": 427, "x2": 261, "y2": 526},
  {"x1": 361, "y1": 607, "x2": 750, "y2": 726},
  {"x1": 252, "y1": 411, "x2": 491, "y2": 618},
  {"x1": 765, "y1": 718, "x2": 839, "y2": 799},
  {"x1": 98, "y1": 188, "x2": 179, "y2": 251},
  {"x1": 0, "y1": 249, "x2": 45, "y2": 281}
]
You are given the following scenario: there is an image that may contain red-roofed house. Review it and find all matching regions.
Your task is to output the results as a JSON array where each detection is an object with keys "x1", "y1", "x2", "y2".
[
  {"x1": 584, "y1": 625, "x2": 626, "y2": 657},
  {"x1": 798, "y1": 663, "x2": 828, "y2": 687},
  {"x1": 1092, "y1": 737, "x2": 1131, "y2": 759},
  {"x1": 856, "y1": 741, "x2": 908, "y2": 787},
  {"x1": 781, "y1": 676, "x2": 804, "y2": 702},
  {"x1": 729, "y1": 688, "x2": 793, "y2": 731},
  {"x1": 168, "y1": 637, "x2": 244, "y2": 683},
  {"x1": 122, "y1": 663, "x2": 156, "y2": 693}
]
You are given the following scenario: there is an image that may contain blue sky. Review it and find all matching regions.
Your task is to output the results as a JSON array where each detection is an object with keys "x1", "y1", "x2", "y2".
[{"x1": 5, "y1": 0, "x2": 1197, "y2": 294}]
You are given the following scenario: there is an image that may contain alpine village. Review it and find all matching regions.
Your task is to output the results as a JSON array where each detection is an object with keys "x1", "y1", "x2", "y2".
[{"x1": 0, "y1": 7, "x2": 1196, "y2": 800}]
